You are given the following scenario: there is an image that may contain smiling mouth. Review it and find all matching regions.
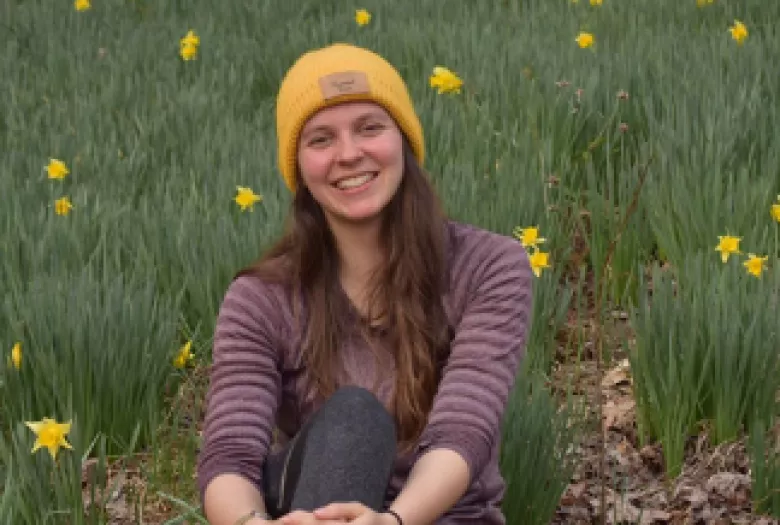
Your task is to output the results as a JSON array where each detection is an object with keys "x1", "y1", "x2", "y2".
[{"x1": 333, "y1": 172, "x2": 378, "y2": 190}]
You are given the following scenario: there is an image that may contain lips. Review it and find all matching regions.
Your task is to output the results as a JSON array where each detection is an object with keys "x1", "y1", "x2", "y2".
[{"x1": 333, "y1": 172, "x2": 378, "y2": 190}]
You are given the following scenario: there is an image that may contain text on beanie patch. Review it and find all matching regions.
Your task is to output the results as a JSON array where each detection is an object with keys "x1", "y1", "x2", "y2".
[{"x1": 318, "y1": 71, "x2": 371, "y2": 99}]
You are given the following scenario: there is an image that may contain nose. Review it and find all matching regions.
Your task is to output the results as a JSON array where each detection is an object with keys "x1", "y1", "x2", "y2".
[{"x1": 335, "y1": 132, "x2": 363, "y2": 165}]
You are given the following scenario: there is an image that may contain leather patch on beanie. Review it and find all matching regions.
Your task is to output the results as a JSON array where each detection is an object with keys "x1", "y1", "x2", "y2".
[{"x1": 318, "y1": 71, "x2": 371, "y2": 99}]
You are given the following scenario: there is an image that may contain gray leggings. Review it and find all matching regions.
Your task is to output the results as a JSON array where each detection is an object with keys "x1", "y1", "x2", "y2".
[{"x1": 262, "y1": 386, "x2": 397, "y2": 518}]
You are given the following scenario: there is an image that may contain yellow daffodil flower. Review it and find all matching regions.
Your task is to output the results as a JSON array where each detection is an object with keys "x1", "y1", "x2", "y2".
[
  {"x1": 771, "y1": 196, "x2": 780, "y2": 223},
  {"x1": 529, "y1": 249, "x2": 551, "y2": 278},
  {"x1": 575, "y1": 32, "x2": 595, "y2": 49},
  {"x1": 54, "y1": 197, "x2": 74, "y2": 216},
  {"x1": 355, "y1": 9, "x2": 371, "y2": 26},
  {"x1": 180, "y1": 30, "x2": 200, "y2": 60},
  {"x1": 513, "y1": 226, "x2": 546, "y2": 249},
  {"x1": 180, "y1": 30, "x2": 200, "y2": 48},
  {"x1": 234, "y1": 186, "x2": 263, "y2": 211},
  {"x1": 696, "y1": 0, "x2": 714, "y2": 6},
  {"x1": 173, "y1": 341, "x2": 194, "y2": 369},
  {"x1": 743, "y1": 254, "x2": 768, "y2": 278},
  {"x1": 714, "y1": 234, "x2": 741, "y2": 263},
  {"x1": 25, "y1": 418, "x2": 73, "y2": 460},
  {"x1": 8, "y1": 342, "x2": 21, "y2": 370},
  {"x1": 46, "y1": 159, "x2": 69, "y2": 180},
  {"x1": 590, "y1": 0, "x2": 603, "y2": 6},
  {"x1": 729, "y1": 20, "x2": 748, "y2": 45},
  {"x1": 180, "y1": 43, "x2": 198, "y2": 61},
  {"x1": 74, "y1": 0, "x2": 90, "y2": 11},
  {"x1": 429, "y1": 66, "x2": 463, "y2": 95}
]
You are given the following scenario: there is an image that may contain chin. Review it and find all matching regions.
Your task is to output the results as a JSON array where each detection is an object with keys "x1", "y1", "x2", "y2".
[
  {"x1": 327, "y1": 194, "x2": 389, "y2": 221},
  {"x1": 342, "y1": 209, "x2": 384, "y2": 224},
  {"x1": 330, "y1": 205, "x2": 386, "y2": 225}
]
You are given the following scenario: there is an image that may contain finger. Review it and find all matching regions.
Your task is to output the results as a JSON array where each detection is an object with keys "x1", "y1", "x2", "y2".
[
  {"x1": 278, "y1": 510, "x2": 311, "y2": 525},
  {"x1": 313, "y1": 502, "x2": 367, "y2": 520},
  {"x1": 350, "y1": 515, "x2": 375, "y2": 525}
]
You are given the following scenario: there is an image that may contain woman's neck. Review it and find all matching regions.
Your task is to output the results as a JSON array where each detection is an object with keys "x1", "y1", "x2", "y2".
[
  {"x1": 332, "y1": 220, "x2": 383, "y2": 280},
  {"x1": 329, "y1": 217, "x2": 385, "y2": 314}
]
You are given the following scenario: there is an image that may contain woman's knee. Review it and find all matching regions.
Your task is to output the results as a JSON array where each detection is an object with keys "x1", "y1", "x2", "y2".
[{"x1": 317, "y1": 385, "x2": 395, "y2": 438}]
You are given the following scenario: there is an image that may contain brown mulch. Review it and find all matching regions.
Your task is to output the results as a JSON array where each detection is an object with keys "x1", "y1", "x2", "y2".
[{"x1": 549, "y1": 351, "x2": 779, "y2": 525}]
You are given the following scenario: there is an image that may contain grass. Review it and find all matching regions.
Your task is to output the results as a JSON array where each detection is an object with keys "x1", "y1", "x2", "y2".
[{"x1": 1, "y1": 0, "x2": 779, "y2": 523}]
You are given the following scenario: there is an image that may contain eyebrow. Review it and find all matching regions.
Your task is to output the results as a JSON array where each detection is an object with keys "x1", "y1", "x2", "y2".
[{"x1": 301, "y1": 111, "x2": 389, "y2": 138}]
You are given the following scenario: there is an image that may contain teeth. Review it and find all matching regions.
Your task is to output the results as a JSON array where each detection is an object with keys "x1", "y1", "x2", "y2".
[{"x1": 336, "y1": 173, "x2": 375, "y2": 190}]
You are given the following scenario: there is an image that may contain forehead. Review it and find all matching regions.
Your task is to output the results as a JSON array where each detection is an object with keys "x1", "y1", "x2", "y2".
[{"x1": 301, "y1": 101, "x2": 392, "y2": 131}]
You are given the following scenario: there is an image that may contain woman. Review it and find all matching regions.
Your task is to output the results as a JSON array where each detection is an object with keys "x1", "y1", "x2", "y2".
[{"x1": 197, "y1": 43, "x2": 534, "y2": 525}]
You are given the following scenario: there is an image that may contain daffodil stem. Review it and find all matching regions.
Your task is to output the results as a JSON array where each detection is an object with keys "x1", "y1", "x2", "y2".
[{"x1": 593, "y1": 154, "x2": 653, "y2": 525}]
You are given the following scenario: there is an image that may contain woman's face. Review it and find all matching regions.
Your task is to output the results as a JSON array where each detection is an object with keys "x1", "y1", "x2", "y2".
[{"x1": 297, "y1": 101, "x2": 405, "y2": 226}]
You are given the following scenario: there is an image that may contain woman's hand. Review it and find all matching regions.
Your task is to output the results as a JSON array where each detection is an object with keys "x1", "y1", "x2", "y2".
[{"x1": 312, "y1": 503, "x2": 398, "y2": 525}]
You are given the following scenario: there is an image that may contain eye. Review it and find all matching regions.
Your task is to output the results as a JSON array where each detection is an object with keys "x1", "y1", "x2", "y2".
[
  {"x1": 360, "y1": 122, "x2": 385, "y2": 134},
  {"x1": 307, "y1": 135, "x2": 331, "y2": 147}
]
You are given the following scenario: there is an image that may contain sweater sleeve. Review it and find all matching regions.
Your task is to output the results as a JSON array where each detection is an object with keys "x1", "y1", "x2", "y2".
[
  {"x1": 416, "y1": 235, "x2": 534, "y2": 483},
  {"x1": 196, "y1": 275, "x2": 283, "y2": 504}
]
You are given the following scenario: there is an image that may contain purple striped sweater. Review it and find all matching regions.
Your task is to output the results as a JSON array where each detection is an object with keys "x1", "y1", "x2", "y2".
[{"x1": 197, "y1": 220, "x2": 534, "y2": 524}]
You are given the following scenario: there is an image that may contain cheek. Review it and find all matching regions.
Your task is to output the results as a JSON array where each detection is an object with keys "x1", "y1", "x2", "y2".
[
  {"x1": 375, "y1": 135, "x2": 405, "y2": 171},
  {"x1": 298, "y1": 150, "x2": 332, "y2": 184}
]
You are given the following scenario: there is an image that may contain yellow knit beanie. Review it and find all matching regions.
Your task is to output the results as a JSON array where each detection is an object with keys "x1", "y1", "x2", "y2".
[{"x1": 275, "y1": 43, "x2": 425, "y2": 193}]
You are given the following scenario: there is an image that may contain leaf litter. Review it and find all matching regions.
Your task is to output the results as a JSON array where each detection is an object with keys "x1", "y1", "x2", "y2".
[{"x1": 550, "y1": 331, "x2": 779, "y2": 525}]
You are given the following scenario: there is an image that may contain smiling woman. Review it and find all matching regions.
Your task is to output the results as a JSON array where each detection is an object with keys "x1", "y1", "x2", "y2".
[
  {"x1": 197, "y1": 43, "x2": 534, "y2": 525},
  {"x1": 297, "y1": 102, "x2": 405, "y2": 226}
]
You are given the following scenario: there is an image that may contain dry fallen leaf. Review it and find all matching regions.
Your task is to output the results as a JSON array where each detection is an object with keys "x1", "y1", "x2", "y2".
[
  {"x1": 602, "y1": 358, "x2": 632, "y2": 389},
  {"x1": 706, "y1": 472, "x2": 751, "y2": 505},
  {"x1": 603, "y1": 398, "x2": 636, "y2": 432},
  {"x1": 674, "y1": 483, "x2": 709, "y2": 510}
]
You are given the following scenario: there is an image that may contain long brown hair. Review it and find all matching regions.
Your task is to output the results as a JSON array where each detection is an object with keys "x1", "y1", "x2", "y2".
[{"x1": 236, "y1": 138, "x2": 452, "y2": 451}]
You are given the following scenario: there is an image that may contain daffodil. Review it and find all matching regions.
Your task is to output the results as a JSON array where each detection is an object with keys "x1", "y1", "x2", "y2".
[
  {"x1": 743, "y1": 254, "x2": 768, "y2": 278},
  {"x1": 513, "y1": 226, "x2": 546, "y2": 249},
  {"x1": 696, "y1": 0, "x2": 714, "y2": 6},
  {"x1": 46, "y1": 159, "x2": 69, "y2": 180},
  {"x1": 181, "y1": 30, "x2": 200, "y2": 48},
  {"x1": 180, "y1": 43, "x2": 198, "y2": 61},
  {"x1": 25, "y1": 418, "x2": 73, "y2": 460},
  {"x1": 355, "y1": 9, "x2": 371, "y2": 26},
  {"x1": 180, "y1": 30, "x2": 200, "y2": 61},
  {"x1": 714, "y1": 234, "x2": 741, "y2": 263},
  {"x1": 529, "y1": 249, "x2": 551, "y2": 278},
  {"x1": 429, "y1": 66, "x2": 463, "y2": 95},
  {"x1": 729, "y1": 20, "x2": 748, "y2": 45},
  {"x1": 8, "y1": 342, "x2": 21, "y2": 370},
  {"x1": 575, "y1": 32, "x2": 595, "y2": 49},
  {"x1": 54, "y1": 197, "x2": 74, "y2": 216},
  {"x1": 74, "y1": 0, "x2": 90, "y2": 11},
  {"x1": 173, "y1": 341, "x2": 194, "y2": 369},
  {"x1": 771, "y1": 195, "x2": 780, "y2": 223},
  {"x1": 590, "y1": 0, "x2": 603, "y2": 5},
  {"x1": 234, "y1": 186, "x2": 262, "y2": 211}
]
